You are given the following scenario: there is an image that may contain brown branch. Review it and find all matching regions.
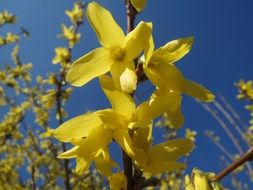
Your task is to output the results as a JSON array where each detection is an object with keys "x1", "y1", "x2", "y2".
[
  {"x1": 122, "y1": 1, "x2": 138, "y2": 190},
  {"x1": 31, "y1": 165, "x2": 36, "y2": 190},
  {"x1": 211, "y1": 146, "x2": 253, "y2": 182}
]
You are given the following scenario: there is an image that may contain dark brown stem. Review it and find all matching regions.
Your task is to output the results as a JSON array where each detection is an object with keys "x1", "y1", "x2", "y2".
[
  {"x1": 31, "y1": 165, "x2": 36, "y2": 190},
  {"x1": 123, "y1": 1, "x2": 138, "y2": 190},
  {"x1": 56, "y1": 78, "x2": 71, "y2": 190},
  {"x1": 123, "y1": 150, "x2": 134, "y2": 189},
  {"x1": 126, "y1": 0, "x2": 137, "y2": 33},
  {"x1": 211, "y1": 146, "x2": 253, "y2": 181}
]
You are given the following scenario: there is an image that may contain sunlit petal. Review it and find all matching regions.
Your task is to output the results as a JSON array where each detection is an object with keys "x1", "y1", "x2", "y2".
[
  {"x1": 148, "y1": 139, "x2": 194, "y2": 163},
  {"x1": 54, "y1": 113, "x2": 102, "y2": 142},
  {"x1": 143, "y1": 161, "x2": 186, "y2": 174},
  {"x1": 124, "y1": 22, "x2": 152, "y2": 62},
  {"x1": 110, "y1": 61, "x2": 136, "y2": 93},
  {"x1": 57, "y1": 146, "x2": 78, "y2": 159},
  {"x1": 86, "y1": 2, "x2": 125, "y2": 48},
  {"x1": 130, "y1": 0, "x2": 147, "y2": 12},
  {"x1": 152, "y1": 37, "x2": 194, "y2": 64},
  {"x1": 183, "y1": 79, "x2": 215, "y2": 102},
  {"x1": 99, "y1": 75, "x2": 135, "y2": 119},
  {"x1": 114, "y1": 128, "x2": 148, "y2": 165},
  {"x1": 66, "y1": 47, "x2": 111, "y2": 87}
]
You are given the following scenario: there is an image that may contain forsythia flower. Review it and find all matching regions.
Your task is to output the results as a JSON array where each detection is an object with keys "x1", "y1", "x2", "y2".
[
  {"x1": 185, "y1": 169, "x2": 224, "y2": 190},
  {"x1": 143, "y1": 37, "x2": 215, "y2": 128},
  {"x1": 0, "y1": 36, "x2": 4, "y2": 46},
  {"x1": 52, "y1": 47, "x2": 70, "y2": 64},
  {"x1": 54, "y1": 75, "x2": 170, "y2": 174},
  {"x1": 109, "y1": 172, "x2": 127, "y2": 190},
  {"x1": 6, "y1": 32, "x2": 19, "y2": 43},
  {"x1": 132, "y1": 125, "x2": 194, "y2": 173},
  {"x1": 130, "y1": 0, "x2": 147, "y2": 12},
  {"x1": 185, "y1": 128, "x2": 197, "y2": 142},
  {"x1": 61, "y1": 24, "x2": 81, "y2": 48},
  {"x1": 65, "y1": 3, "x2": 84, "y2": 24},
  {"x1": 0, "y1": 10, "x2": 16, "y2": 25},
  {"x1": 236, "y1": 80, "x2": 253, "y2": 100},
  {"x1": 66, "y1": 2, "x2": 152, "y2": 93}
]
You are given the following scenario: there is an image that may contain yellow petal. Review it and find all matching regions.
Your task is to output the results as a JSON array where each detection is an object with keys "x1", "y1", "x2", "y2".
[
  {"x1": 110, "y1": 61, "x2": 136, "y2": 93},
  {"x1": 143, "y1": 35, "x2": 155, "y2": 68},
  {"x1": 114, "y1": 128, "x2": 148, "y2": 165},
  {"x1": 54, "y1": 113, "x2": 102, "y2": 142},
  {"x1": 144, "y1": 62, "x2": 184, "y2": 92},
  {"x1": 109, "y1": 173, "x2": 127, "y2": 190},
  {"x1": 99, "y1": 75, "x2": 135, "y2": 119},
  {"x1": 124, "y1": 22, "x2": 152, "y2": 62},
  {"x1": 94, "y1": 153, "x2": 118, "y2": 177},
  {"x1": 185, "y1": 175, "x2": 195, "y2": 190},
  {"x1": 77, "y1": 125, "x2": 113, "y2": 160},
  {"x1": 66, "y1": 47, "x2": 111, "y2": 87},
  {"x1": 167, "y1": 103, "x2": 185, "y2": 129},
  {"x1": 148, "y1": 139, "x2": 194, "y2": 164},
  {"x1": 86, "y1": 2, "x2": 125, "y2": 48},
  {"x1": 75, "y1": 156, "x2": 90, "y2": 175},
  {"x1": 152, "y1": 37, "x2": 194, "y2": 64},
  {"x1": 130, "y1": 0, "x2": 147, "y2": 12},
  {"x1": 95, "y1": 109, "x2": 126, "y2": 130},
  {"x1": 183, "y1": 79, "x2": 215, "y2": 102},
  {"x1": 132, "y1": 123, "x2": 152, "y2": 152},
  {"x1": 57, "y1": 146, "x2": 78, "y2": 159},
  {"x1": 136, "y1": 91, "x2": 181, "y2": 124},
  {"x1": 143, "y1": 161, "x2": 186, "y2": 174}
]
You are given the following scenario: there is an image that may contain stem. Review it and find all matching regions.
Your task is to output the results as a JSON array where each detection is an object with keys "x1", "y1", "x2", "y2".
[
  {"x1": 56, "y1": 79, "x2": 71, "y2": 190},
  {"x1": 123, "y1": 1, "x2": 138, "y2": 190},
  {"x1": 126, "y1": 0, "x2": 137, "y2": 33},
  {"x1": 123, "y1": 150, "x2": 134, "y2": 189},
  {"x1": 31, "y1": 165, "x2": 36, "y2": 190},
  {"x1": 211, "y1": 146, "x2": 253, "y2": 181}
]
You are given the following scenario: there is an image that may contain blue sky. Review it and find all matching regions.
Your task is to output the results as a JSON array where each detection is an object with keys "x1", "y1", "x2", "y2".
[{"x1": 1, "y1": 0, "x2": 253, "y2": 188}]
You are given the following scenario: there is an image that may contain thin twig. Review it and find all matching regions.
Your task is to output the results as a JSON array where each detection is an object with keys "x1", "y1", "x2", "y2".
[
  {"x1": 211, "y1": 146, "x2": 253, "y2": 182},
  {"x1": 201, "y1": 102, "x2": 253, "y2": 178}
]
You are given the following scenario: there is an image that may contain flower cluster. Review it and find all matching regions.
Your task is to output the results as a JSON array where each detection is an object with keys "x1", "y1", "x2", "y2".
[
  {"x1": 54, "y1": 1, "x2": 214, "y2": 186},
  {"x1": 185, "y1": 169, "x2": 224, "y2": 190}
]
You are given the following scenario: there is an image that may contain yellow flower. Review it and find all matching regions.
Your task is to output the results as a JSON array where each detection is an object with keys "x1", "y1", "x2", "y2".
[
  {"x1": 0, "y1": 36, "x2": 4, "y2": 46},
  {"x1": 0, "y1": 10, "x2": 16, "y2": 25},
  {"x1": 132, "y1": 125, "x2": 194, "y2": 173},
  {"x1": 185, "y1": 128, "x2": 197, "y2": 142},
  {"x1": 130, "y1": 0, "x2": 147, "y2": 12},
  {"x1": 6, "y1": 33, "x2": 19, "y2": 43},
  {"x1": 57, "y1": 138, "x2": 118, "y2": 176},
  {"x1": 142, "y1": 36, "x2": 214, "y2": 128},
  {"x1": 109, "y1": 172, "x2": 127, "y2": 190},
  {"x1": 61, "y1": 24, "x2": 81, "y2": 48},
  {"x1": 66, "y1": 2, "x2": 152, "y2": 93},
  {"x1": 65, "y1": 3, "x2": 83, "y2": 24},
  {"x1": 236, "y1": 80, "x2": 253, "y2": 100},
  {"x1": 52, "y1": 47, "x2": 70, "y2": 64},
  {"x1": 185, "y1": 175, "x2": 195, "y2": 190},
  {"x1": 54, "y1": 75, "x2": 170, "y2": 174}
]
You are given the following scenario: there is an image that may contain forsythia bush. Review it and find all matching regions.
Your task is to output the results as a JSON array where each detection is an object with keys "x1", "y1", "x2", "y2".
[{"x1": 2, "y1": 0, "x2": 251, "y2": 190}]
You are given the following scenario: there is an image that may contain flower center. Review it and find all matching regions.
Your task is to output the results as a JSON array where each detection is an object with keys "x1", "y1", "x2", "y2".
[{"x1": 110, "y1": 46, "x2": 126, "y2": 62}]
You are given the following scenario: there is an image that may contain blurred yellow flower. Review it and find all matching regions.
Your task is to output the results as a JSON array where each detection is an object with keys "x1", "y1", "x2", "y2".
[
  {"x1": 61, "y1": 24, "x2": 80, "y2": 48},
  {"x1": 65, "y1": 3, "x2": 83, "y2": 24},
  {"x1": 52, "y1": 47, "x2": 70, "y2": 64},
  {"x1": 6, "y1": 33, "x2": 19, "y2": 43},
  {"x1": 109, "y1": 172, "x2": 127, "y2": 190}
]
